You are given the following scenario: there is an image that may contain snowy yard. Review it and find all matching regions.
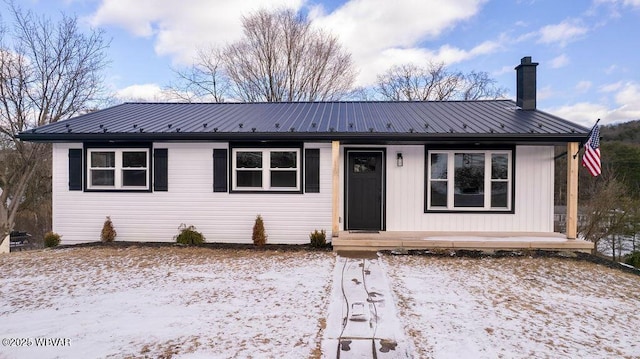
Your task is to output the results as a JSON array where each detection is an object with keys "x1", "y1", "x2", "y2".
[
  {"x1": 1, "y1": 246, "x2": 639, "y2": 359},
  {"x1": 385, "y1": 255, "x2": 640, "y2": 359},
  {"x1": 0, "y1": 246, "x2": 333, "y2": 359}
]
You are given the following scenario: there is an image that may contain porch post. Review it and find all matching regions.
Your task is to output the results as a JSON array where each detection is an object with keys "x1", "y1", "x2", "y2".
[
  {"x1": 332, "y1": 141, "x2": 340, "y2": 237},
  {"x1": 566, "y1": 142, "x2": 579, "y2": 239}
]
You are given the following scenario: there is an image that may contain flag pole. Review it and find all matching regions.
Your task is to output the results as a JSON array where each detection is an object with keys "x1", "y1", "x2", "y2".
[{"x1": 573, "y1": 118, "x2": 601, "y2": 159}]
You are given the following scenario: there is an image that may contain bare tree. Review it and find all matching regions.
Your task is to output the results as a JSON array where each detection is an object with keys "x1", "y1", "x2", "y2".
[
  {"x1": 375, "y1": 62, "x2": 506, "y2": 101},
  {"x1": 579, "y1": 172, "x2": 635, "y2": 256},
  {"x1": 166, "y1": 47, "x2": 228, "y2": 102},
  {"x1": 0, "y1": 4, "x2": 109, "y2": 243},
  {"x1": 171, "y1": 9, "x2": 356, "y2": 102}
]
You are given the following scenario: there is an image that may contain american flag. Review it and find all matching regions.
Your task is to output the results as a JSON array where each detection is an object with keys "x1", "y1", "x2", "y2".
[{"x1": 582, "y1": 124, "x2": 601, "y2": 177}]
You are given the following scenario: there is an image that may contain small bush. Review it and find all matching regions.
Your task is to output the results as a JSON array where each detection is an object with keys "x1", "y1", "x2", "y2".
[
  {"x1": 44, "y1": 232, "x2": 61, "y2": 248},
  {"x1": 174, "y1": 224, "x2": 205, "y2": 245},
  {"x1": 252, "y1": 215, "x2": 267, "y2": 246},
  {"x1": 624, "y1": 251, "x2": 640, "y2": 268},
  {"x1": 309, "y1": 229, "x2": 327, "y2": 248},
  {"x1": 100, "y1": 216, "x2": 117, "y2": 242}
]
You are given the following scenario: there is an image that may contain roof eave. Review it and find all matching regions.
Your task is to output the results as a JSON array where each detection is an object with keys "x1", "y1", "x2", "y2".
[{"x1": 17, "y1": 131, "x2": 589, "y2": 144}]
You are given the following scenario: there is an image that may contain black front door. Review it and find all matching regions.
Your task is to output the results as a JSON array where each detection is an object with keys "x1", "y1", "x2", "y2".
[{"x1": 346, "y1": 150, "x2": 384, "y2": 231}]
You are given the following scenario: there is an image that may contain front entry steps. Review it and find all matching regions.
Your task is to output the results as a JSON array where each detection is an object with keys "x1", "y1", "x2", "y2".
[{"x1": 333, "y1": 231, "x2": 594, "y2": 253}]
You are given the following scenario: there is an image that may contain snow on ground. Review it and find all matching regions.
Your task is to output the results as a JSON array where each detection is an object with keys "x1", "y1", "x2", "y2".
[
  {"x1": 2, "y1": 247, "x2": 640, "y2": 359},
  {"x1": 384, "y1": 255, "x2": 640, "y2": 359},
  {"x1": 0, "y1": 247, "x2": 334, "y2": 359}
]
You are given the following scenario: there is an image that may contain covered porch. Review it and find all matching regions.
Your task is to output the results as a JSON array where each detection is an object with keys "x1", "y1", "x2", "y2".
[
  {"x1": 332, "y1": 231, "x2": 594, "y2": 252},
  {"x1": 329, "y1": 140, "x2": 587, "y2": 252}
]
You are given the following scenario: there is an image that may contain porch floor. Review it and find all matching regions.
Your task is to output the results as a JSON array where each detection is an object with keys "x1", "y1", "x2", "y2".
[{"x1": 332, "y1": 231, "x2": 594, "y2": 253}]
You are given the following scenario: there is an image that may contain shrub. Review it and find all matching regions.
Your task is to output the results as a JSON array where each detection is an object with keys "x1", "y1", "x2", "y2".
[
  {"x1": 252, "y1": 215, "x2": 267, "y2": 246},
  {"x1": 44, "y1": 232, "x2": 61, "y2": 248},
  {"x1": 624, "y1": 251, "x2": 640, "y2": 268},
  {"x1": 174, "y1": 224, "x2": 205, "y2": 245},
  {"x1": 100, "y1": 216, "x2": 117, "y2": 242},
  {"x1": 309, "y1": 229, "x2": 327, "y2": 248}
]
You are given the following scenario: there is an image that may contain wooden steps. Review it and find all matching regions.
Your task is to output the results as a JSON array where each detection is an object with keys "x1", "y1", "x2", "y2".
[{"x1": 332, "y1": 231, "x2": 594, "y2": 253}]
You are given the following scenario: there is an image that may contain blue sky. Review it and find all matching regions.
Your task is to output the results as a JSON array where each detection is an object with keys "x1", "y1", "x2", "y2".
[{"x1": 9, "y1": 0, "x2": 640, "y2": 126}]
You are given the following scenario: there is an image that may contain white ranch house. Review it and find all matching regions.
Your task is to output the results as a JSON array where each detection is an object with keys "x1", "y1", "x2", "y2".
[{"x1": 19, "y1": 57, "x2": 593, "y2": 252}]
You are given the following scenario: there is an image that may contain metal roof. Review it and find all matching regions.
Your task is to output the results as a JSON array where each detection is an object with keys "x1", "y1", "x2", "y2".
[{"x1": 18, "y1": 100, "x2": 590, "y2": 143}]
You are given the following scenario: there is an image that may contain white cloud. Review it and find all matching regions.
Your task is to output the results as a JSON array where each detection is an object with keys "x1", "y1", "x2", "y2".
[
  {"x1": 89, "y1": 0, "x2": 304, "y2": 64},
  {"x1": 310, "y1": 0, "x2": 490, "y2": 86},
  {"x1": 547, "y1": 102, "x2": 610, "y2": 127},
  {"x1": 575, "y1": 81, "x2": 592, "y2": 92},
  {"x1": 115, "y1": 83, "x2": 172, "y2": 102},
  {"x1": 549, "y1": 81, "x2": 640, "y2": 126},
  {"x1": 604, "y1": 64, "x2": 619, "y2": 74},
  {"x1": 550, "y1": 54, "x2": 570, "y2": 68},
  {"x1": 537, "y1": 19, "x2": 588, "y2": 46},
  {"x1": 600, "y1": 81, "x2": 623, "y2": 92},
  {"x1": 90, "y1": 0, "x2": 491, "y2": 87},
  {"x1": 594, "y1": 0, "x2": 640, "y2": 8},
  {"x1": 537, "y1": 86, "x2": 554, "y2": 101}
]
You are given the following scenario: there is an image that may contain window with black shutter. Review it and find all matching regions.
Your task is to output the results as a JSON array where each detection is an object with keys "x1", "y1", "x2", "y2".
[
  {"x1": 69, "y1": 148, "x2": 83, "y2": 191},
  {"x1": 154, "y1": 148, "x2": 168, "y2": 191},
  {"x1": 213, "y1": 149, "x2": 228, "y2": 192}
]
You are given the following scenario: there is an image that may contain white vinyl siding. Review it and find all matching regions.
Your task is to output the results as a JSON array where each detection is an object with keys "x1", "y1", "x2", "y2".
[
  {"x1": 53, "y1": 142, "x2": 555, "y2": 244},
  {"x1": 52, "y1": 143, "x2": 331, "y2": 245},
  {"x1": 385, "y1": 145, "x2": 554, "y2": 232}
]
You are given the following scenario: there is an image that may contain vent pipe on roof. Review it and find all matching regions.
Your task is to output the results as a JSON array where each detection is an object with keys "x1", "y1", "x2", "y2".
[{"x1": 515, "y1": 56, "x2": 538, "y2": 110}]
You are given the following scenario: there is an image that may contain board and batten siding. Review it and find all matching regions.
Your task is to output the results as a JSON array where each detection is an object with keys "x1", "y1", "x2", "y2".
[
  {"x1": 52, "y1": 142, "x2": 332, "y2": 245},
  {"x1": 384, "y1": 145, "x2": 555, "y2": 232}
]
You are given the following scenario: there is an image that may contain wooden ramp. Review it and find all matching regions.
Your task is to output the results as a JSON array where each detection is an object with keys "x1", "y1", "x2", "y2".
[{"x1": 332, "y1": 231, "x2": 594, "y2": 253}]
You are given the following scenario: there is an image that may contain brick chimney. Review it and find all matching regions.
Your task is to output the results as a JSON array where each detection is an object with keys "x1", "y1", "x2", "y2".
[{"x1": 515, "y1": 56, "x2": 538, "y2": 110}]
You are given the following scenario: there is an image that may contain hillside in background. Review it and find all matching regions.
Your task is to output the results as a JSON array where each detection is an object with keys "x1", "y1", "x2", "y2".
[
  {"x1": 601, "y1": 120, "x2": 640, "y2": 146},
  {"x1": 555, "y1": 120, "x2": 640, "y2": 205}
]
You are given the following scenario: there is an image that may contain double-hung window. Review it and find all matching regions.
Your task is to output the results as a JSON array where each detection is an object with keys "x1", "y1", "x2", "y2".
[
  {"x1": 87, "y1": 149, "x2": 150, "y2": 190},
  {"x1": 426, "y1": 149, "x2": 512, "y2": 211},
  {"x1": 232, "y1": 148, "x2": 300, "y2": 191}
]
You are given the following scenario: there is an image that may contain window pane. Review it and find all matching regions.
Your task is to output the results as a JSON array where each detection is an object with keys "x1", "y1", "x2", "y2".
[
  {"x1": 271, "y1": 171, "x2": 297, "y2": 187},
  {"x1": 237, "y1": 170, "x2": 262, "y2": 187},
  {"x1": 270, "y1": 151, "x2": 296, "y2": 168},
  {"x1": 91, "y1": 169, "x2": 114, "y2": 186},
  {"x1": 236, "y1": 152, "x2": 262, "y2": 168},
  {"x1": 123, "y1": 151, "x2": 147, "y2": 168},
  {"x1": 91, "y1": 152, "x2": 115, "y2": 167},
  {"x1": 491, "y1": 154, "x2": 508, "y2": 179},
  {"x1": 122, "y1": 169, "x2": 147, "y2": 187},
  {"x1": 353, "y1": 157, "x2": 376, "y2": 173},
  {"x1": 430, "y1": 181, "x2": 447, "y2": 207},
  {"x1": 430, "y1": 153, "x2": 448, "y2": 179},
  {"x1": 491, "y1": 182, "x2": 508, "y2": 208},
  {"x1": 454, "y1": 153, "x2": 484, "y2": 207}
]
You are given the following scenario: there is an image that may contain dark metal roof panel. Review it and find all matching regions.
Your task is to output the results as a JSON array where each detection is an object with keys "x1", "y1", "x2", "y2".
[{"x1": 19, "y1": 100, "x2": 590, "y2": 142}]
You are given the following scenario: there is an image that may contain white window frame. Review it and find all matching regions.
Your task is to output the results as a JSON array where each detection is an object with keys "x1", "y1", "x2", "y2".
[
  {"x1": 87, "y1": 148, "x2": 150, "y2": 190},
  {"x1": 426, "y1": 149, "x2": 512, "y2": 211},
  {"x1": 232, "y1": 148, "x2": 301, "y2": 191}
]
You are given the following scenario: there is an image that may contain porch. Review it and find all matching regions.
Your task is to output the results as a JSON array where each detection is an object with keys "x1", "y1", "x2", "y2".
[{"x1": 332, "y1": 231, "x2": 594, "y2": 253}]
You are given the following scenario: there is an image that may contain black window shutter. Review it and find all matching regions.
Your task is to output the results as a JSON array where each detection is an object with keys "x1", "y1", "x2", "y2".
[
  {"x1": 68, "y1": 149, "x2": 83, "y2": 191},
  {"x1": 305, "y1": 148, "x2": 320, "y2": 193},
  {"x1": 154, "y1": 148, "x2": 168, "y2": 191},
  {"x1": 213, "y1": 149, "x2": 228, "y2": 192}
]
